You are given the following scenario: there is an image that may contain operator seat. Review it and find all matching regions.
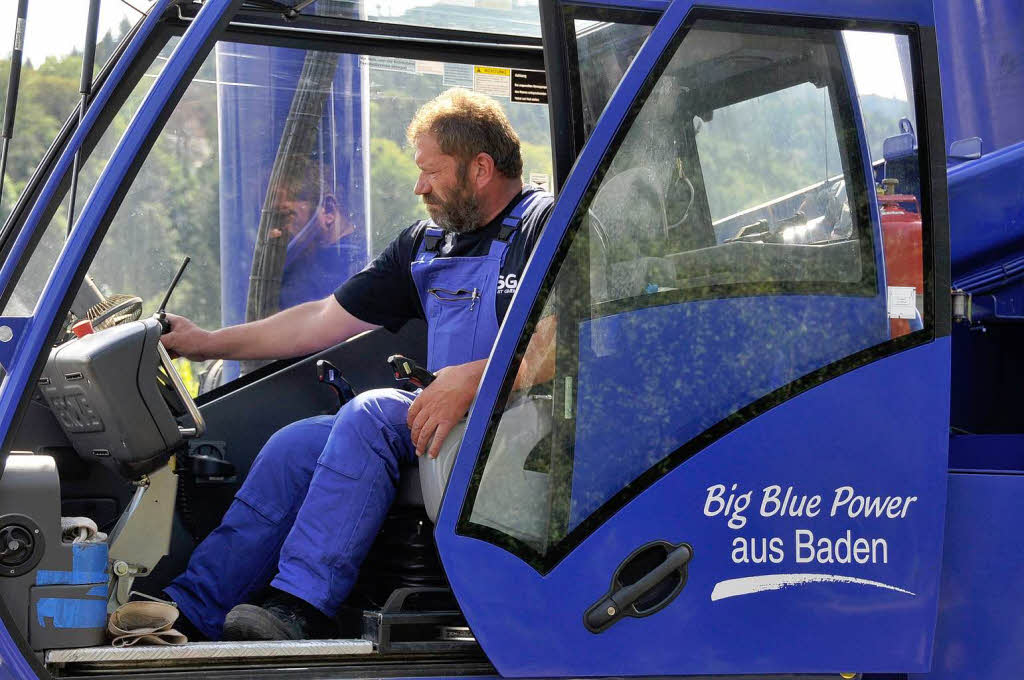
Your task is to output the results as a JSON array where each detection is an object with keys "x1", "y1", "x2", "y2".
[
  {"x1": 418, "y1": 395, "x2": 552, "y2": 546},
  {"x1": 588, "y1": 166, "x2": 678, "y2": 300}
]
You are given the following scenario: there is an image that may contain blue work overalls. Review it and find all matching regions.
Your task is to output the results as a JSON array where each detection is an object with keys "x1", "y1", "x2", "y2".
[{"x1": 166, "y1": 191, "x2": 544, "y2": 639}]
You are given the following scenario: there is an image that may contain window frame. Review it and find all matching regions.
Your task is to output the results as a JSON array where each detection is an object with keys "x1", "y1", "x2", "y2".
[{"x1": 455, "y1": 8, "x2": 945, "y2": 575}]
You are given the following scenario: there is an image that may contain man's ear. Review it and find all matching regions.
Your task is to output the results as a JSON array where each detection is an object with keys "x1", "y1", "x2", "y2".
[
  {"x1": 471, "y1": 152, "x2": 497, "y2": 188},
  {"x1": 322, "y1": 193, "x2": 338, "y2": 222}
]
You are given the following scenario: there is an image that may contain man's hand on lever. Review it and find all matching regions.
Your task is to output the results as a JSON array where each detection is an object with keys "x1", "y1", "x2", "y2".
[
  {"x1": 408, "y1": 360, "x2": 486, "y2": 459},
  {"x1": 160, "y1": 314, "x2": 214, "y2": 361},
  {"x1": 406, "y1": 315, "x2": 558, "y2": 459}
]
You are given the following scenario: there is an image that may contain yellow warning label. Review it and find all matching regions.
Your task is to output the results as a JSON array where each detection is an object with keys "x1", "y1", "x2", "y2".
[{"x1": 474, "y1": 66, "x2": 511, "y2": 77}]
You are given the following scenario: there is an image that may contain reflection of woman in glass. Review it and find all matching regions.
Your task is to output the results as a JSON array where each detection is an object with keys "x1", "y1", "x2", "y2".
[{"x1": 270, "y1": 162, "x2": 365, "y2": 309}]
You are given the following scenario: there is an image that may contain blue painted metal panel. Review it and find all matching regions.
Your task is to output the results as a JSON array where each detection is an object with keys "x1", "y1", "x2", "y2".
[
  {"x1": 947, "y1": 140, "x2": 1024, "y2": 279},
  {"x1": 910, "y1": 471, "x2": 1024, "y2": 680},
  {"x1": 0, "y1": 620, "x2": 33, "y2": 680},
  {"x1": 934, "y1": 0, "x2": 1024, "y2": 155},
  {"x1": 571, "y1": 295, "x2": 888, "y2": 528},
  {"x1": 446, "y1": 342, "x2": 951, "y2": 676},
  {"x1": 0, "y1": 317, "x2": 30, "y2": 373},
  {"x1": 947, "y1": 434, "x2": 1024, "y2": 472},
  {"x1": 435, "y1": 0, "x2": 948, "y2": 674}
]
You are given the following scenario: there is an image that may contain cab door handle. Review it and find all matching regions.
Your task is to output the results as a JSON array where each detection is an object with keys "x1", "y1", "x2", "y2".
[{"x1": 584, "y1": 541, "x2": 692, "y2": 633}]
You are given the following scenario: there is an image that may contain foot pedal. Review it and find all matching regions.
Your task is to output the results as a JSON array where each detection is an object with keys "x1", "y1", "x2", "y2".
[{"x1": 362, "y1": 587, "x2": 477, "y2": 653}]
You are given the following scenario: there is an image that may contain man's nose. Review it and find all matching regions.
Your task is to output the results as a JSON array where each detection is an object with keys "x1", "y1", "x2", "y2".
[{"x1": 414, "y1": 174, "x2": 430, "y2": 196}]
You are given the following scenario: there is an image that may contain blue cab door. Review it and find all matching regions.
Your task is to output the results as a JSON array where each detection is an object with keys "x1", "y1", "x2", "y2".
[{"x1": 434, "y1": 0, "x2": 951, "y2": 676}]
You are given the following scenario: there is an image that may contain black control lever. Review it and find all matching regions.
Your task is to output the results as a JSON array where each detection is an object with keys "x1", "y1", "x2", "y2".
[
  {"x1": 387, "y1": 354, "x2": 435, "y2": 389},
  {"x1": 317, "y1": 359, "x2": 356, "y2": 408},
  {"x1": 155, "y1": 256, "x2": 190, "y2": 333}
]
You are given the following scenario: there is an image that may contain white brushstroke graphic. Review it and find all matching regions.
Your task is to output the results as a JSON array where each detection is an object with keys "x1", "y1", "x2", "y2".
[{"x1": 711, "y1": 573, "x2": 916, "y2": 601}]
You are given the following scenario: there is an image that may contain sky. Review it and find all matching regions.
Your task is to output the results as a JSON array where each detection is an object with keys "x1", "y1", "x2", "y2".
[
  {"x1": 1, "y1": 0, "x2": 908, "y2": 101},
  {"x1": 0, "y1": 0, "x2": 148, "y2": 66}
]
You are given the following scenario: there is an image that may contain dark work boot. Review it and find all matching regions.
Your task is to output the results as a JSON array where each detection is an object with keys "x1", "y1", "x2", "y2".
[
  {"x1": 222, "y1": 588, "x2": 336, "y2": 641},
  {"x1": 159, "y1": 591, "x2": 207, "y2": 642}
]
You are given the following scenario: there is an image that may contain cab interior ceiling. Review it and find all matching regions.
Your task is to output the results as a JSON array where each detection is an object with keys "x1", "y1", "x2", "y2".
[{"x1": 675, "y1": 28, "x2": 832, "y2": 117}]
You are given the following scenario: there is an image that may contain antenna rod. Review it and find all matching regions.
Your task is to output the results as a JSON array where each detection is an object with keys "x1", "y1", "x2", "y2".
[
  {"x1": 66, "y1": 0, "x2": 102, "y2": 236},
  {"x1": 158, "y1": 256, "x2": 191, "y2": 316},
  {"x1": 0, "y1": 0, "x2": 30, "y2": 215},
  {"x1": 155, "y1": 256, "x2": 190, "y2": 334}
]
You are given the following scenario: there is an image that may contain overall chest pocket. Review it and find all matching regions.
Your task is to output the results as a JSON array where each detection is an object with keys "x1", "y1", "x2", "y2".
[
  {"x1": 425, "y1": 284, "x2": 486, "y2": 371},
  {"x1": 428, "y1": 287, "x2": 480, "y2": 308}
]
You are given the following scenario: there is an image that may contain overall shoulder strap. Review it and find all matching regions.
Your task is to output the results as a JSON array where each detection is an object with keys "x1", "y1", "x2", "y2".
[
  {"x1": 496, "y1": 189, "x2": 548, "y2": 242},
  {"x1": 414, "y1": 222, "x2": 445, "y2": 264},
  {"x1": 490, "y1": 189, "x2": 549, "y2": 265}
]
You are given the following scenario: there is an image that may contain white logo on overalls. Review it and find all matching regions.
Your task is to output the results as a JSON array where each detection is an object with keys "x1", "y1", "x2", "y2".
[{"x1": 498, "y1": 274, "x2": 518, "y2": 294}]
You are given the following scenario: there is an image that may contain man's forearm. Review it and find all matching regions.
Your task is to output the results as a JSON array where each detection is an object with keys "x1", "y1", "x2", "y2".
[
  {"x1": 205, "y1": 298, "x2": 374, "y2": 360},
  {"x1": 512, "y1": 315, "x2": 556, "y2": 391}
]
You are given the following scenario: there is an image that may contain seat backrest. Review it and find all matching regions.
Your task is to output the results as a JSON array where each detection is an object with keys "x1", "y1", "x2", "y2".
[{"x1": 419, "y1": 396, "x2": 552, "y2": 548}]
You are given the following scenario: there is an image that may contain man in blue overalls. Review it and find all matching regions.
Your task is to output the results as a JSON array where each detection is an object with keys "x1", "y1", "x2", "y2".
[{"x1": 160, "y1": 88, "x2": 554, "y2": 641}]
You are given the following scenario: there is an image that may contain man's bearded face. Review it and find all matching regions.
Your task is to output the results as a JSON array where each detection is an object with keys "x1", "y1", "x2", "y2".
[{"x1": 423, "y1": 161, "x2": 483, "y2": 234}]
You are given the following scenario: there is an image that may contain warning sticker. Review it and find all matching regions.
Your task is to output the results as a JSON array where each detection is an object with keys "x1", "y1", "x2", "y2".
[
  {"x1": 474, "y1": 66, "x2": 511, "y2": 98},
  {"x1": 361, "y1": 55, "x2": 416, "y2": 74},
  {"x1": 529, "y1": 173, "x2": 550, "y2": 191},
  {"x1": 416, "y1": 60, "x2": 445, "y2": 76},
  {"x1": 887, "y1": 286, "x2": 917, "y2": 319},
  {"x1": 511, "y1": 69, "x2": 548, "y2": 104},
  {"x1": 444, "y1": 63, "x2": 474, "y2": 88}
]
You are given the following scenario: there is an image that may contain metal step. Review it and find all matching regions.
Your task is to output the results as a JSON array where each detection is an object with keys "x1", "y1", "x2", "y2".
[{"x1": 46, "y1": 638, "x2": 372, "y2": 669}]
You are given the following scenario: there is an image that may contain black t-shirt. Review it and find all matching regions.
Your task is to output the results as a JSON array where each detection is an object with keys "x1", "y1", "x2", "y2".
[{"x1": 334, "y1": 186, "x2": 554, "y2": 332}]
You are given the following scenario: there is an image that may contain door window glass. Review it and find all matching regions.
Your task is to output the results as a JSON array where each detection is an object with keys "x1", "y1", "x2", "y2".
[
  {"x1": 846, "y1": 31, "x2": 922, "y2": 337},
  {"x1": 458, "y1": 20, "x2": 927, "y2": 570},
  {"x1": 575, "y1": 20, "x2": 653, "y2": 136},
  {"x1": 71, "y1": 41, "x2": 551, "y2": 396}
]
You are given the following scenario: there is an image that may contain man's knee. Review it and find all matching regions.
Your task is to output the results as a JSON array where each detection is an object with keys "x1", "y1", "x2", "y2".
[
  {"x1": 324, "y1": 388, "x2": 415, "y2": 470},
  {"x1": 335, "y1": 388, "x2": 414, "y2": 429}
]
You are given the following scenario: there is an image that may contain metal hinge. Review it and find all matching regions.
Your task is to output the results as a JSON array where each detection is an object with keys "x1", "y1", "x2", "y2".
[{"x1": 952, "y1": 289, "x2": 971, "y2": 324}]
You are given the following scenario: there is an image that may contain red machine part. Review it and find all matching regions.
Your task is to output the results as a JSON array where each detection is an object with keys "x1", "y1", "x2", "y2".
[{"x1": 879, "y1": 193, "x2": 923, "y2": 337}]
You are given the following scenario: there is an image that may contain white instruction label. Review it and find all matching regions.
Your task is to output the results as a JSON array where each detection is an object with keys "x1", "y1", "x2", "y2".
[
  {"x1": 474, "y1": 66, "x2": 511, "y2": 98},
  {"x1": 887, "y1": 286, "x2": 917, "y2": 319},
  {"x1": 361, "y1": 55, "x2": 416, "y2": 73}
]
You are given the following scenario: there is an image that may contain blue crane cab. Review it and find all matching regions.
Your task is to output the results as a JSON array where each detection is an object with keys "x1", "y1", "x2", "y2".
[{"x1": 0, "y1": 0, "x2": 953, "y2": 678}]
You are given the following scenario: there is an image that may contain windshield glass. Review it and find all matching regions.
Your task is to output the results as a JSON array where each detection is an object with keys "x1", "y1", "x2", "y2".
[
  {"x1": 0, "y1": 1, "x2": 147, "y2": 226},
  {"x1": 1, "y1": 35, "x2": 178, "y2": 318},
  {"x1": 71, "y1": 39, "x2": 552, "y2": 396}
]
